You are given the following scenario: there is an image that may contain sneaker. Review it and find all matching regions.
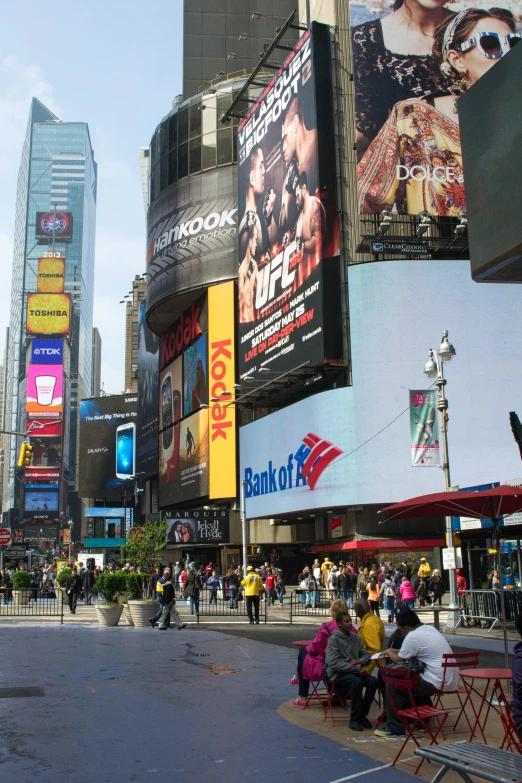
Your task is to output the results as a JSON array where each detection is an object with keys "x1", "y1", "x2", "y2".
[
  {"x1": 289, "y1": 676, "x2": 299, "y2": 686},
  {"x1": 177, "y1": 623, "x2": 188, "y2": 630},
  {"x1": 149, "y1": 619, "x2": 155, "y2": 628},
  {"x1": 349, "y1": 720, "x2": 364, "y2": 732},
  {"x1": 291, "y1": 699, "x2": 306, "y2": 708},
  {"x1": 374, "y1": 728, "x2": 405, "y2": 738},
  {"x1": 360, "y1": 716, "x2": 372, "y2": 730}
]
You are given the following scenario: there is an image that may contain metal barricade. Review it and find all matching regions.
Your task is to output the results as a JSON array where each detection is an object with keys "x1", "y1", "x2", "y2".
[
  {"x1": 0, "y1": 588, "x2": 65, "y2": 623},
  {"x1": 457, "y1": 589, "x2": 522, "y2": 629},
  {"x1": 289, "y1": 589, "x2": 336, "y2": 624},
  {"x1": 196, "y1": 587, "x2": 267, "y2": 624}
]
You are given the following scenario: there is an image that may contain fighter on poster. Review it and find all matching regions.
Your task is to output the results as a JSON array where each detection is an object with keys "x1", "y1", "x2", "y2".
[{"x1": 237, "y1": 25, "x2": 338, "y2": 381}]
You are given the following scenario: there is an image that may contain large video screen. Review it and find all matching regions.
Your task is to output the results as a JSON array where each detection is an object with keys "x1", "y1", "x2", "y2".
[
  {"x1": 136, "y1": 300, "x2": 159, "y2": 475},
  {"x1": 352, "y1": 1, "x2": 522, "y2": 216},
  {"x1": 159, "y1": 408, "x2": 209, "y2": 507},
  {"x1": 26, "y1": 364, "x2": 63, "y2": 419},
  {"x1": 237, "y1": 22, "x2": 339, "y2": 384},
  {"x1": 79, "y1": 394, "x2": 137, "y2": 497},
  {"x1": 183, "y1": 333, "x2": 207, "y2": 417},
  {"x1": 35, "y1": 211, "x2": 73, "y2": 243},
  {"x1": 24, "y1": 490, "x2": 59, "y2": 513}
]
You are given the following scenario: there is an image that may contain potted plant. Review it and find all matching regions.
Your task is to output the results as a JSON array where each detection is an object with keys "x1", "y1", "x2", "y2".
[
  {"x1": 120, "y1": 596, "x2": 134, "y2": 626},
  {"x1": 12, "y1": 570, "x2": 31, "y2": 606},
  {"x1": 123, "y1": 520, "x2": 167, "y2": 627},
  {"x1": 94, "y1": 571, "x2": 126, "y2": 626}
]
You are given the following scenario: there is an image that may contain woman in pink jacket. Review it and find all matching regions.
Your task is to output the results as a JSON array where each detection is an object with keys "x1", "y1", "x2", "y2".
[
  {"x1": 290, "y1": 598, "x2": 358, "y2": 708},
  {"x1": 399, "y1": 576, "x2": 416, "y2": 610}
]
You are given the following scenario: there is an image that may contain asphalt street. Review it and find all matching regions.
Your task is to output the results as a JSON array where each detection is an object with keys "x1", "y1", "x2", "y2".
[{"x1": 0, "y1": 623, "x2": 419, "y2": 783}]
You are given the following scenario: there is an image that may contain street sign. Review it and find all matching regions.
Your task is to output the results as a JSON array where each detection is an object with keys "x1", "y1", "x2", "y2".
[
  {"x1": 0, "y1": 528, "x2": 12, "y2": 547},
  {"x1": 6, "y1": 545, "x2": 27, "y2": 557},
  {"x1": 371, "y1": 240, "x2": 430, "y2": 256},
  {"x1": 442, "y1": 547, "x2": 456, "y2": 570}
]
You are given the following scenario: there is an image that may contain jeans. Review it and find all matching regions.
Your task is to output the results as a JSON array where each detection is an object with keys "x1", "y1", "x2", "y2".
[
  {"x1": 306, "y1": 590, "x2": 317, "y2": 608},
  {"x1": 3, "y1": 588, "x2": 12, "y2": 604},
  {"x1": 209, "y1": 589, "x2": 218, "y2": 606},
  {"x1": 84, "y1": 588, "x2": 94, "y2": 605},
  {"x1": 403, "y1": 599, "x2": 415, "y2": 610},
  {"x1": 229, "y1": 587, "x2": 238, "y2": 608},
  {"x1": 277, "y1": 588, "x2": 284, "y2": 605},
  {"x1": 67, "y1": 591, "x2": 78, "y2": 612},
  {"x1": 347, "y1": 590, "x2": 354, "y2": 609},
  {"x1": 151, "y1": 594, "x2": 164, "y2": 623},
  {"x1": 369, "y1": 600, "x2": 380, "y2": 615},
  {"x1": 297, "y1": 646, "x2": 311, "y2": 698},
  {"x1": 333, "y1": 672, "x2": 378, "y2": 721},
  {"x1": 246, "y1": 595, "x2": 260, "y2": 623},
  {"x1": 189, "y1": 595, "x2": 199, "y2": 615},
  {"x1": 385, "y1": 677, "x2": 439, "y2": 735},
  {"x1": 383, "y1": 596, "x2": 396, "y2": 622},
  {"x1": 158, "y1": 603, "x2": 184, "y2": 629}
]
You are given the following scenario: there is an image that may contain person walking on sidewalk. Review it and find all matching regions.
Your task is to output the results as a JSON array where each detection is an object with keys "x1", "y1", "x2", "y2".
[
  {"x1": 241, "y1": 565, "x2": 263, "y2": 624},
  {"x1": 399, "y1": 575, "x2": 416, "y2": 610},
  {"x1": 265, "y1": 569, "x2": 277, "y2": 606},
  {"x1": 226, "y1": 568, "x2": 241, "y2": 609},
  {"x1": 149, "y1": 569, "x2": 167, "y2": 627},
  {"x1": 158, "y1": 571, "x2": 187, "y2": 631},
  {"x1": 65, "y1": 568, "x2": 82, "y2": 614},
  {"x1": 206, "y1": 570, "x2": 220, "y2": 606},
  {"x1": 324, "y1": 611, "x2": 378, "y2": 731},
  {"x1": 183, "y1": 564, "x2": 201, "y2": 616},
  {"x1": 381, "y1": 574, "x2": 396, "y2": 623}
]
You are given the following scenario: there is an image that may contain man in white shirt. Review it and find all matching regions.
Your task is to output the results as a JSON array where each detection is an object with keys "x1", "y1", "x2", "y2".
[{"x1": 375, "y1": 608, "x2": 459, "y2": 737}]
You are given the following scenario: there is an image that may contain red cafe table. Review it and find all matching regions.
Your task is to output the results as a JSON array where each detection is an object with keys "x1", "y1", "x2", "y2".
[
  {"x1": 292, "y1": 640, "x2": 313, "y2": 648},
  {"x1": 459, "y1": 668, "x2": 512, "y2": 744}
]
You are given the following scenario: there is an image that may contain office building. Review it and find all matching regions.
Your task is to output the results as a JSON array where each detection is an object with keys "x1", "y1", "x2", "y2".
[
  {"x1": 91, "y1": 328, "x2": 102, "y2": 397},
  {"x1": 3, "y1": 98, "x2": 97, "y2": 535},
  {"x1": 138, "y1": 147, "x2": 150, "y2": 217},
  {"x1": 124, "y1": 275, "x2": 147, "y2": 393}
]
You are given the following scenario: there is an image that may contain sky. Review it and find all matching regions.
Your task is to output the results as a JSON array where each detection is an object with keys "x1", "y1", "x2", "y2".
[{"x1": 0, "y1": 1, "x2": 184, "y2": 394}]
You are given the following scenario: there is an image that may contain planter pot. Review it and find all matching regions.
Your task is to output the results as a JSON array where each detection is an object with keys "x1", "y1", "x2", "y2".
[
  {"x1": 128, "y1": 599, "x2": 159, "y2": 627},
  {"x1": 95, "y1": 604, "x2": 123, "y2": 627},
  {"x1": 123, "y1": 604, "x2": 134, "y2": 626},
  {"x1": 13, "y1": 589, "x2": 30, "y2": 606}
]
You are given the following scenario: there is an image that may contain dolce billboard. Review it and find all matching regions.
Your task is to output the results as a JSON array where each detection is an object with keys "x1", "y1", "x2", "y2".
[{"x1": 147, "y1": 167, "x2": 238, "y2": 332}]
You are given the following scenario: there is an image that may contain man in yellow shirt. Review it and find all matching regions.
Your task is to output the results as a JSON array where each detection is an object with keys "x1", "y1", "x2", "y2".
[
  {"x1": 418, "y1": 558, "x2": 431, "y2": 579},
  {"x1": 353, "y1": 598, "x2": 385, "y2": 674},
  {"x1": 241, "y1": 565, "x2": 264, "y2": 624}
]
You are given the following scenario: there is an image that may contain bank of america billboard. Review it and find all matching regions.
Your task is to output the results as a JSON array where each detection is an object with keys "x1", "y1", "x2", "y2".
[
  {"x1": 353, "y1": 2, "x2": 522, "y2": 216},
  {"x1": 237, "y1": 22, "x2": 341, "y2": 384}
]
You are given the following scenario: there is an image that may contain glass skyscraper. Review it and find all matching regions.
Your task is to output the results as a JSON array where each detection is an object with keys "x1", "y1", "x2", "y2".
[{"x1": 3, "y1": 98, "x2": 97, "y2": 523}]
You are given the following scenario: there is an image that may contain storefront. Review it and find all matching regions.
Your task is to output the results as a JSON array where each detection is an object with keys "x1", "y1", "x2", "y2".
[{"x1": 311, "y1": 539, "x2": 444, "y2": 575}]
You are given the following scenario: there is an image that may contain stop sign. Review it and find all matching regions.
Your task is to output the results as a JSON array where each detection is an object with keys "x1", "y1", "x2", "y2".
[{"x1": 0, "y1": 528, "x2": 12, "y2": 547}]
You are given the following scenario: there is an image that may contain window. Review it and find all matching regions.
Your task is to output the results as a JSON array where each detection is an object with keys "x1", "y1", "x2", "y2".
[
  {"x1": 178, "y1": 142, "x2": 188, "y2": 179},
  {"x1": 132, "y1": 322, "x2": 139, "y2": 331},
  {"x1": 168, "y1": 149, "x2": 177, "y2": 186},
  {"x1": 132, "y1": 335, "x2": 139, "y2": 345},
  {"x1": 131, "y1": 363, "x2": 138, "y2": 372},
  {"x1": 190, "y1": 138, "x2": 201, "y2": 174},
  {"x1": 190, "y1": 101, "x2": 202, "y2": 139},
  {"x1": 217, "y1": 128, "x2": 232, "y2": 166},
  {"x1": 202, "y1": 132, "x2": 216, "y2": 170},
  {"x1": 168, "y1": 114, "x2": 178, "y2": 148},
  {"x1": 178, "y1": 109, "x2": 188, "y2": 144}
]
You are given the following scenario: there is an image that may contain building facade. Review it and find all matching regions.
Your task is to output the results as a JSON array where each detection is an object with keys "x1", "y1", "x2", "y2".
[
  {"x1": 2, "y1": 98, "x2": 97, "y2": 544},
  {"x1": 124, "y1": 276, "x2": 147, "y2": 393},
  {"x1": 91, "y1": 327, "x2": 102, "y2": 397}
]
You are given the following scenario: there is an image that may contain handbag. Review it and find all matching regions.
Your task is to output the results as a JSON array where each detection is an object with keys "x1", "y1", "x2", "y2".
[{"x1": 237, "y1": 591, "x2": 244, "y2": 602}]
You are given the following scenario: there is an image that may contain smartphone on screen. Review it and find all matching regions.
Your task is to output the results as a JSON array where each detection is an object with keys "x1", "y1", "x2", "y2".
[
  {"x1": 161, "y1": 373, "x2": 173, "y2": 451},
  {"x1": 116, "y1": 422, "x2": 136, "y2": 479}
]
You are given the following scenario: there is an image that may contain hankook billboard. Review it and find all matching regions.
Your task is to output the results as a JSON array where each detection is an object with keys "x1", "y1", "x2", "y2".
[
  {"x1": 237, "y1": 23, "x2": 341, "y2": 384},
  {"x1": 352, "y1": 1, "x2": 522, "y2": 216},
  {"x1": 147, "y1": 167, "x2": 238, "y2": 327},
  {"x1": 79, "y1": 394, "x2": 138, "y2": 498}
]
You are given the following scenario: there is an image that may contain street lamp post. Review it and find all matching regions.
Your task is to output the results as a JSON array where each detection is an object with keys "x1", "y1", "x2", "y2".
[{"x1": 423, "y1": 330, "x2": 459, "y2": 615}]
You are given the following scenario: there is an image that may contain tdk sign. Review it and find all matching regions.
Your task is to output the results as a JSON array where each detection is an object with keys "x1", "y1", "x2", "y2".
[{"x1": 31, "y1": 339, "x2": 63, "y2": 365}]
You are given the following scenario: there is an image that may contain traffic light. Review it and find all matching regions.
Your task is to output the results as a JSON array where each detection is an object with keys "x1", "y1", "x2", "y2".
[{"x1": 17, "y1": 442, "x2": 33, "y2": 467}]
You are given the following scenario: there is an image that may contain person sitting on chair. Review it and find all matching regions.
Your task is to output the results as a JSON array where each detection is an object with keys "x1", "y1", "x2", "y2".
[{"x1": 324, "y1": 611, "x2": 378, "y2": 732}]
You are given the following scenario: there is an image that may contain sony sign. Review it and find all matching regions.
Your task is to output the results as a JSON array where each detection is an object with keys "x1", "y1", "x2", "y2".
[{"x1": 31, "y1": 339, "x2": 63, "y2": 365}]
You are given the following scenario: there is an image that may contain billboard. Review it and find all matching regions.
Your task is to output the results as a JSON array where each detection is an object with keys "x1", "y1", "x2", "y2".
[
  {"x1": 28, "y1": 435, "x2": 61, "y2": 467},
  {"x1": 35, "y1": 211, "x2": 73, "y2": 243},
  {"x1": 237, "y1": 23, "x2": 340, "y2": 383},
  {"x1": 147, "y1": 167, "x2": 238, "y2": 327},
  {"x1": 24, "y1": 490, "x2": 59, "y2": 514},
  {"x1": 208, "y1": 282, "x2": 236, "y2": 500},
  {"x1": 37, "y1": 257, "x2": 65, "y2": 293},
  {"x1": 26, "y1": 364, "x2": 63, "y2": 418},
  {"x1": 409, "y1": 390, "x2": 440, "y2": 467},
  {"x1": 26, "y1": 419, "x2": 62, "y2": 437},
  {"x1": 159, "y1": 355, "x2": 182, "y2": 431},
  {"x1": 78, "y1": 394, "x2": 138, "y2": 498},
  {"x1": 166, "y1": 510, "x2": 230, "y2": 544},
  {"x1": 353, "y1": 2, "x2": 522, "y2": 216},
  {"x1": 183, "y1": 333, "x2": 207, "y2": 417},
  {"x1": 26, "y1": 293, "x2": 71, "y2": 335},
  {"x1": 31, "y1": 338, "x2": 63, "y2": 365},
  {"x1": 159, "y1": 408, "x2": 209, "y2": 507},
  {"x1": 24, "y1": 467, "x2": 61, "y2": 482},
  {"x1": 160, "y1": 296, "x2": 207, "y2": 370},
  {"x1": 460, "y1": 43, "x2": 522, "y2": 281},
  {"x1": 136, "y1": 300, "x2": 159, "y2": 475}
]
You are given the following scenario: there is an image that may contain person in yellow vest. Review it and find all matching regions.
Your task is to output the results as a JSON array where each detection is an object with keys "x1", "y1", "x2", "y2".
[
  {"x1": 241, "y1": 565, "x2": 264, "y2": 624},
  {"x1": 418, "y1": 558, "x2": 431, "y2": 579},
  {"x1": 353, "y1": 598, "x2": 385, "y2": 674},
  {"x1": 321, "y1": 558, "x2": 333, "y2": 585}
]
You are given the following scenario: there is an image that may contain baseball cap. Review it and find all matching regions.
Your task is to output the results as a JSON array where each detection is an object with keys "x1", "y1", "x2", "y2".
[
  {"x1": 247, "y1": 565, "x2": 254, "y2": 572},
  {"x1": 420, "y1": 557, "x2": 426, "y2": 562}
]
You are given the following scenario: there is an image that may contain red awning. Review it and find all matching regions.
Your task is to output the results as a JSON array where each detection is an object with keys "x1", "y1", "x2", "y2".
[{"x1": 311, "y1": 539, "x2": 445, "y2": 553}]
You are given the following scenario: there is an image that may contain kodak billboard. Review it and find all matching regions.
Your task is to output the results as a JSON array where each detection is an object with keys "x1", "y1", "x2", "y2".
[
  {"x1": 26, "y1": 293, "x2": 71, "y2": 336},
  {"x1": 208, "y1": 281, "x2": 236, "y2": 500},
  {"x1": 37, "y1": 257, "x2": 65, "y2": 293}
]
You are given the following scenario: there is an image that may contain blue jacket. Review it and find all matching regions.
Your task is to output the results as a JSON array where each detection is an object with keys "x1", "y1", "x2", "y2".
[
  {"x1": 512, "y1": 640, "x2": 522, "y2": 739},
  {"x1": 206, "y1": 576, "x2": 220, "y2": 591}
]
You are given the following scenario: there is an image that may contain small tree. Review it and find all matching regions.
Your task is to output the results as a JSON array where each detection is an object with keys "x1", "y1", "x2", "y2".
[
  {"x1": 57, "y1": 568, "x2": 72, "y2": 588},
  {"x1": 122, "y1": 520, "x2": 168, "y2": 598}
]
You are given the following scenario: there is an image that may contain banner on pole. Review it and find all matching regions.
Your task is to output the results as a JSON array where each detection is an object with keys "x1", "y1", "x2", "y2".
[{"x1": 409, "y1": 390, "x2": 440, "y2": 467}]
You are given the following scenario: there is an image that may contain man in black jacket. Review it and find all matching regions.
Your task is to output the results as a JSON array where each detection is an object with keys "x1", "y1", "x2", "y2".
[
  {"x1": 65, "y1": 568, "x2": 83, "y2": 614},
  {"x1": 158, "y1": 570, "x2": 187, "y2": 631},
  {"x1": 82, "y1": 567, "x2": 96, "y2": 605}
]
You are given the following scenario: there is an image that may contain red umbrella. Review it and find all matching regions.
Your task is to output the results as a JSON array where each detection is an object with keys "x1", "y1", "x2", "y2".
[
  {"x1": 378, "y1": 485, "x2": 522, "y2": 524},
  {"x1": 378, "y1": 485, "x2": 522, "y2": 668}
]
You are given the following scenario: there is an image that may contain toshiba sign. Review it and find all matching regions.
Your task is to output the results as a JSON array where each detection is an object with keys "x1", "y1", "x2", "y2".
[{"x1": 208, "y1": 282, "x2": 236, "y2": 500}]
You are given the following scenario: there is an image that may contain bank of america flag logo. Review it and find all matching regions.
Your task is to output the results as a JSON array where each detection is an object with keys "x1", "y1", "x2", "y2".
[{"x1": 295, "y1": 433, "x2": 343, "y2": 490}]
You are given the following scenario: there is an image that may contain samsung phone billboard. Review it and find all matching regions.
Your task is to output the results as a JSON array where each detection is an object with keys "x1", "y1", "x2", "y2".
[{"x1": 237, "y1": 22, "x2": 341, "y2": 384}]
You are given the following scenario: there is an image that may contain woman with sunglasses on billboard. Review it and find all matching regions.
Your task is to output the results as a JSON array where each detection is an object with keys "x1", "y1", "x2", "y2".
[
  {"x1": 357, "y1": 8, "x2": 520, "y2": 216},
  {"x1": 352, "y1": 0, "x2": 455, "y2": 158}
]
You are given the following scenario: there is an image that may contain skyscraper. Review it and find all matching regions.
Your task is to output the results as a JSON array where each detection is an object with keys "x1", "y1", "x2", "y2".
[
  {"x1": 91, "y1": 328, "x2": 102, "y2": 397},
  {"x1": 124, "y1": 275, "x2": 147, "y2": 393},
  {"x1": 2, "y1": 98, "x2": 97, "y2": 528}
]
